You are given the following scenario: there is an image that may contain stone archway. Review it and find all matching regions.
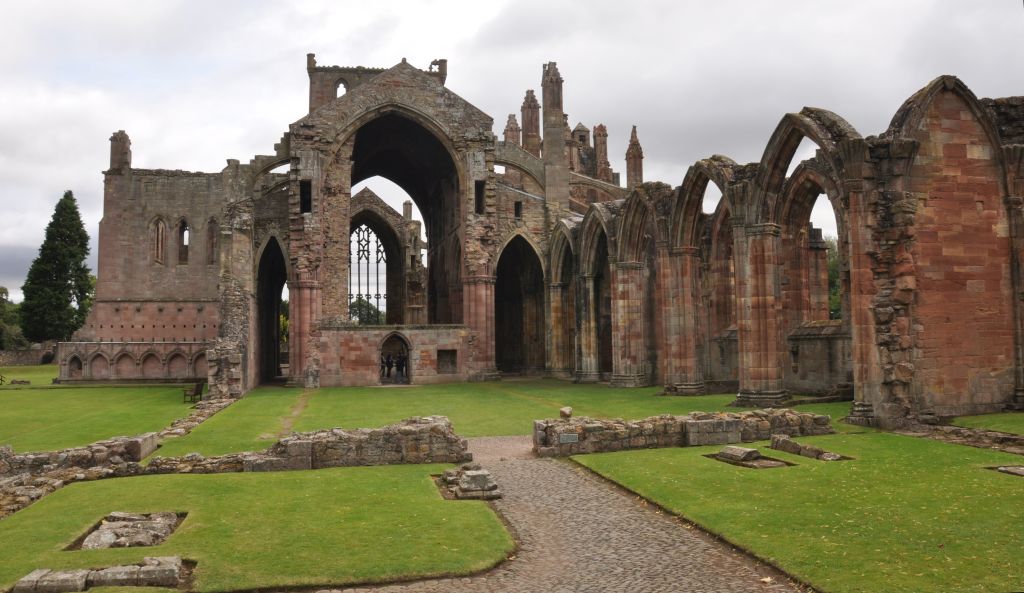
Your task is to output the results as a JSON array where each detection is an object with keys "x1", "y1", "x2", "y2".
[
  {"x1": 380, "y1": 333, "x2": 411, "y2": 384},
  {"x1": 257, "y1": 237, "x2": 288, "y2": 383},
  {"x1": 495, "y1": 236, "x2": 546, "y2": 374}
]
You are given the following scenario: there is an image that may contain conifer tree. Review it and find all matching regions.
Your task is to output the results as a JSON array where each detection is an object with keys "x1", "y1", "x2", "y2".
[{"x1": 20, "y1": 191, "x2": 93, "y2": 342}]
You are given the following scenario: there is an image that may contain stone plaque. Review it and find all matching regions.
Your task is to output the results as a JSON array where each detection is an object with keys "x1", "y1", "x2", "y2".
[{"x1": 558, "y1": 433, "x2": 579, "y2": 444}]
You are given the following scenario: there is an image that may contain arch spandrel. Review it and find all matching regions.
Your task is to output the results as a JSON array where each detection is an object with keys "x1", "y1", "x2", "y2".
[
  {"x1": 671, "y1": 155, "x2": 738, "y2": 250},
  {"x1": 579, "y1": 200, "x2": 624, "y2": 276},
  {"x1": 549, "y1": 218, "x2": 580, "y2": 282},
  {"x1": 886, "y1": 75, "x2": 1007, "y2": 196},
  {"x1": 617, "y1": 183, "x2": 675, "y2": 263},
  {"x1": 750, "y1": 108, "x2": 862, "y2": 225}
]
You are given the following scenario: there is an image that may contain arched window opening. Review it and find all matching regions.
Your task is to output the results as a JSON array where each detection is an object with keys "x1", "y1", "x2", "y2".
[
  {"x1": 178, "y1": 220, "x2": 190, "y2": 264},
  {"x1": 701, "y1": 184, "x2": 722, "y2": 215},
  {"x1": 349, "y1": 224, "x2": 387, "y2": 325},
  {"x1": 153, "y1": 219, "x2": 166, "y2": 265},
  {"x1": 785, "y1": 137, "x2": 819, "y2": 177},
  {"x1": 206, "y1": 219, "x2": 219, "y2": 265}
]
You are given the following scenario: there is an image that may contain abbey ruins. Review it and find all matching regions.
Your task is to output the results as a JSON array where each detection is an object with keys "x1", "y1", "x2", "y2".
[{"x1": 56, "y1": 54, "x2": 1024, "y2": 428}]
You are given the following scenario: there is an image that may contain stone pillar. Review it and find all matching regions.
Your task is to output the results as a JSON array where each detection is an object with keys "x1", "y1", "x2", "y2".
[
  {"x1": 577, "y1": 274, "x2": 601, "y2": 382},
  {"x1": 593, "y1": 124, "x2": 613, "y2": 183},
  {"x1": 807, "y1": 227, "x2": 830, "y2": 322},
  {"x1": 287, "y1": 279, "x2": 320, "y2": 386},
  {"x1": 662, "y1": 246, "x2": 705, "y2": 394},
  {"x1": 611, "y1": 261, "x2": 649, "y2": 387},
  {"x1": 625, "y1": 126, "x2": 643, "y2": 190},
  {"x1": 548, "y1": 282, "x2": 571, "y2": 377},
  {"x1": 542, "y1": 63, "x2": 569, "y2": 215},
  {"x1": 503, "y1": 114, "x2": 521, "y2": 146},
  {"x1": 521, "y1": 90, "x2": 541, "y2": 157},
  {"x1": 463, "y1": 275, "x2": 498, "y2": 380},
  {"x1": 733, "y1": 223, "x2": 787, "y2": 406},
  {"x1": 1005, "y1": 193, "x2": 1024, "y2": 410}
]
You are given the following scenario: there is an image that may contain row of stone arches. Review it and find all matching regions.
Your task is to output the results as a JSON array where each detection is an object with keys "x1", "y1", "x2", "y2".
[
  {"x1": 65, "y1": 350, "x2": 208, "y2": 381},
  {"x1": 542, "y1": 75, "x2": 1023, "y2": 424}
]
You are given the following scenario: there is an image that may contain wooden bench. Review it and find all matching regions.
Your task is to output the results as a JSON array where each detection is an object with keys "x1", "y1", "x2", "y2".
[{"x1": 183, "y1": 381, "x2": 205, "y2": 403}]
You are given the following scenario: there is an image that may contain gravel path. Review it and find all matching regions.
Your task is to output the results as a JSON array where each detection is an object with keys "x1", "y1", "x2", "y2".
[{"x1": 318, "y1": 436, "x2": 802, "y2": 593}]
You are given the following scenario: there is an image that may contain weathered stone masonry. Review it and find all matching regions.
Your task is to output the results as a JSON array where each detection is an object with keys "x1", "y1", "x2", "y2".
[{"x1": 55, "y1": 53, "x2": 1024, "y2": 427}]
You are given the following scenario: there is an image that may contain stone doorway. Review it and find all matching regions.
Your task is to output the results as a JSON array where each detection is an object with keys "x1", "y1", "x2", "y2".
[
  {"x1": 495, "y1": 236, "x2": 546, "y2": 375},
  {"x1": 380, "y1": 333, "x2": 410, "y2": 384},
  {"x1": 257, "y1": 237, "x2": 288, "y2": 383}
]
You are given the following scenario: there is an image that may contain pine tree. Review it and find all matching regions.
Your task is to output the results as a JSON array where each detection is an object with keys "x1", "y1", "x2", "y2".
[{"x1": 20, "y1": 191, "x2": 93, "y2": 342}]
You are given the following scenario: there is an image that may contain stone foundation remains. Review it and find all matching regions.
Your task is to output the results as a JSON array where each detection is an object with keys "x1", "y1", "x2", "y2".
[
  {"x1": 532, "y1": 409, "x2": 833, "y2": 457},
  {"x1": 12, "y1": 557, "x2": 184, "y2": 593},
  {"x1": 769, "y1": 434, "x2": 844, "y2": 461},
  {"x1": 145, "y1": 416, "x2": 471, "y2": 474},
  {"x1": 75, "y1": 512, "x2": 183, "y2": 550}
]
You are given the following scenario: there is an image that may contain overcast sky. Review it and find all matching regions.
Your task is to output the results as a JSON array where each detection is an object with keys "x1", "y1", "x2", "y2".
[{"x1": 1, "y1": 1, "x2": 1022, "y2": 302}]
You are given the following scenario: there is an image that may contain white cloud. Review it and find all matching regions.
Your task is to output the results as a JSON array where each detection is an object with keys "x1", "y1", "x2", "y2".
[{"x1": 1, "y1": 0, "x2": 1023, "y2": 300}]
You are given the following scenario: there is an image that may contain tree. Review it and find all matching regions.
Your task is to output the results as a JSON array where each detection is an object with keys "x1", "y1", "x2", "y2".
[
  {"x1": 348, "y1": 296, "x2": 383, "y2": 325},
  {"x1": 0, "y1": 287, "x2": 27, "y2": 350},
  {"x1": 824, "y1": 236, "x2": 842, "y2": 319},
  {"x1": 20, "y1": 191, "x2": 93, "y2": 342}
]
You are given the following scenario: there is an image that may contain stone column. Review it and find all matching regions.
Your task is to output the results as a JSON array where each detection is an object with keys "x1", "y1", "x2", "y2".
[
  {"x1": 807, "y1": 228, "x2": 830, "y2": 322},
  {"x1": 844, "y1": 178, "x2": 883, "y2": 423},
  {"x1": 1005, "y1": 193, "x2": 1024, "y2": 410},
  {"x1": 576, "y1": 274, "x2": 601, "y2": 382},
  {"x1": 463, "y1": 275, "x2": 498, "y2": 380},
  {"x1": 548, "y1": 282, "x2": 573, "y2": 377},
  {"x1": 662, "y1": 246, "x2": 705, "y2": 394},
  {"x1": 611, "y1": 261, "x2": 649, "y2": 387},
  {"x1": 732, "y1": 223, "x2": 787, "y2": 406}
]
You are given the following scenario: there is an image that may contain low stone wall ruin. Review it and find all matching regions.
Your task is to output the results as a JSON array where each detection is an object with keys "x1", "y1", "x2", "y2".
[
  {"x1": 146, "y1": 416, "x2": 471, "y2": 474},
  {"x1": 532, "y1": 409, "x2": 833, "y2": 457}
]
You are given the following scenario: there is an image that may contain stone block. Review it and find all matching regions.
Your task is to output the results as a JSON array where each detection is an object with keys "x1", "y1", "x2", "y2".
[
  {"x1": 717, "y1": 446, "x2": 761, "y2": 462},
  {"x1": 36, "y1": 569, "x2": 90, "y2": 593},
  {"x1": 12, "y1": 569, "x2": 51, "y2": 593},
  {"x1": 137, "y1": 557, "x2": 181, "y2": 587},
  {"x1": 769, "y1": 434, "x2": 803, "y2": 455},
  {"x1": 559, "y1": 406, "x2": 573, "y2": 419},
  {"x1": 123, "y1": 433, "x2": 160, "y2": 461},
  {"x1": 87, "y1": 565, "x2": 141, "y2": 588}
]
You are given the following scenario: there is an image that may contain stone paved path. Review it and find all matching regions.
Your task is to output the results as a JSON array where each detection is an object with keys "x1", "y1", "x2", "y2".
[{"x1": 320, "y1": 436, "x2": 803, "y2": 593}]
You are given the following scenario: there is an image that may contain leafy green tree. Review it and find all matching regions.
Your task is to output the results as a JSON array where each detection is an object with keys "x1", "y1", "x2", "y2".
[
  {"x1": 279, "y1": 299, "x2": 289, "y2": 344},
  {"x1": 20, "y1": 191, "x2": 93, "y2": 342},
  {"x1": 825, "y1": 236, "x2": 842, "y2": 319},
  {"x1": 0, "y1": 288, "x2": 28, "y2": 350},
  {"x1": 349, "y1": 296, "x2": 383, "y2": 325}
]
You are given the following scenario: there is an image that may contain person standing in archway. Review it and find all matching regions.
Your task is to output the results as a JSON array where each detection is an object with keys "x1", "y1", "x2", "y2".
[{"x1": 385, "y1": 354, "x2": 393, "y2": 378}]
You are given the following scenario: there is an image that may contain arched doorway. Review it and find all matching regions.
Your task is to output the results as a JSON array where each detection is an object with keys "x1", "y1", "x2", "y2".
[
  {"x1": 495, "y1": 236, "x2": 546, "y2": 374},
  {"x1": 257, "y1": 237, "x2": 288, "y2": 383},
  {"x1": 380, "y1": 333, "x2": 411, "y2": 384}
]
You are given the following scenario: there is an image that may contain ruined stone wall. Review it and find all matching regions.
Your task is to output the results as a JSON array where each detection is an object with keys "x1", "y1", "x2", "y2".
[
  {"x1": 145, "y1": 416, "x2": 471, "y2": 473},
  {"x1": 57, "y1": 341, "x2": 208, "y2": 382},
  {"x1": 784, "y1": 321, "x2": 852, "y2": 395},
  {"x1": 906, "y1": 92, "x2": 1015, "y2": 416},
  {"x1": 318, "y1": 325, "x2": 473, "y2": 386},
  {"x1": 532, "y1": 409, "x2": 833, "y2": 457},
  {"x1": 0, "y1": 433, "x2": 159, "y2": 476},
  {"x1": 0, "y1": 344, "x2": 54, "y2": 367}
]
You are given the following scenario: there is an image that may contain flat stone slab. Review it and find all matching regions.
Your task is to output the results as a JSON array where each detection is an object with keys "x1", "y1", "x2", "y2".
[
  {"x1": 717, "y1": 446, "x2": 760, "y2": 462},
  {"x1": 705, "y1": 453, "x2": 793, "y2": 469},
  {"x1": 14, "y1": 557, "x2": 182, "y2": 593},
  {"x1": 995, "y1": 465, "x2": 1024, "y2": 477}
]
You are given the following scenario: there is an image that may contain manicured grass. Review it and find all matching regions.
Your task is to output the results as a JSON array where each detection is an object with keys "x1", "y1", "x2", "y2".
[
  {"x1": 295, "y1": 381, "x2": 742, "y2": 437},
  {"x1": 0, "y1": 386, "x2": 194, "y2": 452},
  {"x1": 0, "y1": 465, "x2": 513, "y2": 593},
  {"x1": 0, "y1": 364, "x2": 58, "y2": 389},
  {"x1": 952, "y1": 411, "x2": 1024, "y2": 435},
  {"x1": 153, "y1": 387, "x2": 304, "y2": 458},
  {"x1": 575, "y1": 432, "x2": 1024, "y2": 593}
]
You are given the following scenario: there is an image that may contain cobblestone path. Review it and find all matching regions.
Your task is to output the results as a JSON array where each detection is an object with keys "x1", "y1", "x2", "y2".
[{"x1": 320, "y1": 436, "x2": 803, "y2": 593}]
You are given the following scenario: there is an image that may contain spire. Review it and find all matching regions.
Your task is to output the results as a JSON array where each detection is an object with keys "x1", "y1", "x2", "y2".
[
  {"x1": 521, "y1": 90, "x2": 541, "y2": 157},
  {"x1": 625, "y1": 125, "x2": 644, "y2": 190},
  {"x1": 504, "y1": 114, "x2": 522, "y2": 145}
]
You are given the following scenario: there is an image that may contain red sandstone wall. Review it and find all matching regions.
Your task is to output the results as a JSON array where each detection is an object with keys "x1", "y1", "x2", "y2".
[
  {"x1": 318, "y1": 326, "x2": 473, "y2": 386},
  {"x1": 909, "y1": 92, "x2": 1014, "y2": 415}
]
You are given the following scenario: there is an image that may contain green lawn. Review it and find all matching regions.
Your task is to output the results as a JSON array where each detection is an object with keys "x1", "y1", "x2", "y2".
[
  {"x1": 296, "y1": 381, "x2": 741, "y2": 437},
  {"x1": 0, "y1": 364, "x2": 58, "y2": 389},
  {"x1": 0, "y1": 386, "x2": 194, "y2": 452},
  {"x1": 0, "y1": 465, "x2": 513, "y2": 593},
  {"x1": 153, "y1": 387, "x2": 303, "y2": 459},
  {"x1": 575, "y1": 432, "x2": 1024, "y2": 593},
  {"x1": 952, "y1": 411, "x2": 1024, "y2": 435}
]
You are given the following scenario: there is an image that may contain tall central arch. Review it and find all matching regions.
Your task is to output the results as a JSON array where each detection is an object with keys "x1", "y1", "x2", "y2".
[{"x1": 350, "y1": 112, "x2": 462, "y2": 324}]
